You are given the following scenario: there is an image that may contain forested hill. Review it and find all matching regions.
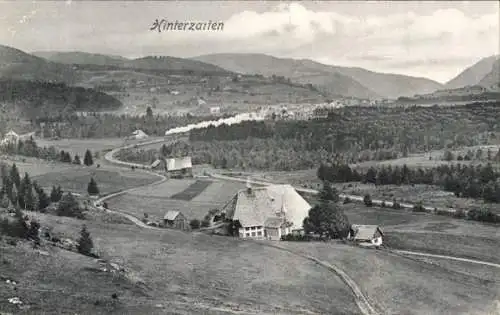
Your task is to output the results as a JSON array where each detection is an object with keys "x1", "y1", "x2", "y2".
[
  {"x1": 188, "y1": 101, "x2": 500, "y2": 166},
  {"x1": 0, "y1": 79, "x2": 122, "y2": 119}
]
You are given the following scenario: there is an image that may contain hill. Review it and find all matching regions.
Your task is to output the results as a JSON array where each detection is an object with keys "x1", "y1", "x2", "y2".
[
  {"x1": 32, "y1": 51, "x2": 128, "y2": 67},
  {"x1": 0, "y1": 45, "x2": 76, "y2": 84},
  {"x1": 192, "y1": 53, "x2": 443, "y2": 99},
  {"x1": 478, "y1": 59, "x2": 500, "y2": 91},
  {"x1": 0, "y1": 79, "x2": 122, "y2": 119},
  {"x1": 122, "y1": 56, "x2": 231, "y2": 75},
  {"x1": 445, "y1": 55, "x2": 500, "y2": 89}
]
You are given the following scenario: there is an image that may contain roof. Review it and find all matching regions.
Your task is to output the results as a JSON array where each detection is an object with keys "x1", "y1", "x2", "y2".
[
  {"x1": 166, "y1": 157, "x2": 192, "y2": 171},
  {"x1": 164, "y1": 211, "x2": 181, "y2": 220},
  {"x1": 351, "y1": 225, "x2": 384, "y2": 240},
  {"x1": 228, "y1": 184, "x2": 311, "y2": 230},
  {"x1": 151, "y1": 159, "x2": 162, "y2": 168}
]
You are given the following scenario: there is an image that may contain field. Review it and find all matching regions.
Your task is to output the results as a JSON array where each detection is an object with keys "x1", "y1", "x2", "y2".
[
  {"x1": 280, "y1": 241, "x2": 500, "y2": 315},
  {"x1": 107, "y1": 179, "x2": 247, "y2": 221},
  {"x1": 1, "y1": 211, "x2": 360, "y2": 315},
  {"x1": 343, "y1": 203, "x2": 500, "y2": 263},
  {"x1": 32, "y1": 167, "x2": 158, "y2": 195}
]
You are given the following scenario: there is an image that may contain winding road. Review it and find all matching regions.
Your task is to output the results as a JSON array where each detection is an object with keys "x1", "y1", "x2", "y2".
[{"x1": 97, "y1": 124, "x2": 499, "y2": 315}]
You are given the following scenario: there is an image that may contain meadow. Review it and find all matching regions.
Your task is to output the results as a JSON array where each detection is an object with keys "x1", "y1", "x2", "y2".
[
  {"x1": 33, "y1": 167, "x2": 158, "y2": 195},
  {"x1": 107, "y1": 179, "x2": 247, "y2": 221},
  {"x1": 1, "y1": 211, "x2": 360, "y2": 315}
]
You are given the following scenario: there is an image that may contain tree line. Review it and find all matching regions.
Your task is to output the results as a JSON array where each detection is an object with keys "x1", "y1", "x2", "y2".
[
  {"x1": 318, "y1": 162, "x2": 500, "y2": 204},
  {"x1": 0, "y1": 138, "x2": 95, "y2": 166}
]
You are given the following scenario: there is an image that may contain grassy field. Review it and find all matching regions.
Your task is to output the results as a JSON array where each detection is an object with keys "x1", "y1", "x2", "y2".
[
  {"x1": 108, "y1": 179, "x2": 247, "y2": 221},
  {"x1": 1, "y1": 211, "x2": 360, "y2": 315},
  {"x1": 281, "y1": 241, "x2": 500, "y2": 315},
  {"x1": 33, "y1": 167, "x2": 158, "y2": 195},
  {"x1": 170, "y1": 180, "x2": 213, "y2": 201},
  {"x1": 342, "y1": 203, "x2": 500, "y2": 264},
  {"x1": 1, "y1": 155, "x2": 79, "y2": 177}
]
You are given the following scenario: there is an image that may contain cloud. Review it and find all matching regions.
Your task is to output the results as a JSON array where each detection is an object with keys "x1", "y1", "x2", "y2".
[{"x1": 0, "y1": 1, "x2": 498, "y2": 82}]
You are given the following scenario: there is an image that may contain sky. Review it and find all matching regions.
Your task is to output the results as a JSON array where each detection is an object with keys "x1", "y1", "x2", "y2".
[{"x1": 0, "y1": 1, "x2": 498, "y2": 83}]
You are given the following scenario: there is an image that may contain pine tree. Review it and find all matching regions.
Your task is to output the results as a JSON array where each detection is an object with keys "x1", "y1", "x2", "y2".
[
  {"x1": 57, "y1": 193, "x2": 83, "y2": 218},
  {"x1": 83, "y1": 149, "x2": 94, "y2": 166},
  {"x1": 87, "y1": 178, "x2": 99, "y2": 196},
  {"x1": 50, "y1": 186, "x2": 59, "y2": 202},
  {"x1": 37, "y1": 186, "x2": 50, "y2": 210},
  {"x1": 10, "y1": 164, "x2": 20, "y2": 189},
  {"x1": 27, "y1": 219, "x2": 41, "y2": 245},
  {"x1": 18, "y1": 173, "x2": 32, "y2": 209},
  {"x1": 77, "y1": 225, "x2": 94, "y2": 256}
]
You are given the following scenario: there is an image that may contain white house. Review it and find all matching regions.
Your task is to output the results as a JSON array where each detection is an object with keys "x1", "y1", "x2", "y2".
[
  {"x1": 129, "y1": 129, "x2": 149, "y2": 140},
  {"x1": 166, "y1": 157, "x2": 193, "y2": 178},
  {"x1": 170, "y1": 90, "x2": 180, "y2": 95},
  {"x1": 224, "y1": 183, "x2": 311, "y2": 241},
  {"x1": 210, "y1": 106, "x2": 221, "y2": 115},
  {"x1": 348, "y1": 225, "x2": 384, "y2": 247},
  {"x1": 198, "y1": 99, "x2": 207, "y2": 106},
  {"x1": 1, "y1": 131, "x2": 19, "y2": 146}
]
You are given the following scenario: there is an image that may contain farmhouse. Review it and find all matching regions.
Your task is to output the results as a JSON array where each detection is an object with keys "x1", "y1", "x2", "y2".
[
  {"x1": 210, "y1": 106, "x2": 221, "y2": 115},
  {"x1": 348, "y1": 225, "x2": 384, "y2": 247},
  {"x1": 0, "y1": 130, "x2": 19, "y2": 146},
  {"x1": 166, "y1": 157, "x2": 193, "y2": 178},
  {"x1": 224, "y1": 184, "x2": 311, "y2": 241},
  {"x1": 163, "y1": 211, "x2": 189, "y2": 230}
]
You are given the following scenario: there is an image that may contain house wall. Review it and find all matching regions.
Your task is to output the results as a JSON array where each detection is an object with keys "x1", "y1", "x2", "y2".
[
  {"x1": 238, "y1": 226, "x2": 265, "y2": 239},
  {"x1": 266, "y1": 227, "x2": 281, "y2": 241}
]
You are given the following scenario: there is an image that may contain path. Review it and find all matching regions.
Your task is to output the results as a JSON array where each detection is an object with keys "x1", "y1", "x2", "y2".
[{"x1": 391, "y1": 250, "x2": 500, "y2": 269}]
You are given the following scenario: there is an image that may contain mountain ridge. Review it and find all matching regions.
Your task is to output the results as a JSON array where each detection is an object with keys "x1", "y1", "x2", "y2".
[{"x1": 192, "y1": 53, "x2": 444, "y2": 99}]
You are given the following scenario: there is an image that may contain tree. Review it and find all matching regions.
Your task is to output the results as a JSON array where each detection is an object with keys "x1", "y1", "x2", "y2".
[
  {"x1": 146, "y1": 106, "x2": 153, "y2": 118},
  {"x1": 87, "y1": 178, "x2": 99, "y2": 195},
  {"x1": 84, "y1": 149, "x2": 94, "y2": 166},
  {"x1": 319, "y1": 181, "x2": 339, "y2": 203},
  {"x1": 189, "y1": 219, "x2": 201, "y2": 229},
  {"x1": 73, "y1": 154, "x2": 81, "y2": 165},
  {"x1": 10, "y1": 163, "x2": 20, "y2": 188},
  {"x1": 77, "y1": 225, "x2": 94, "y2": 256},
  {"x1": 50, "y1": 185, "x2": 63, "y2": 202},
  {"x1": 57, "y1": 193, "x2": 83, "y2": 219},
  {"x1": 303, "y1": 202, "x2": 350, "y2": 239}
]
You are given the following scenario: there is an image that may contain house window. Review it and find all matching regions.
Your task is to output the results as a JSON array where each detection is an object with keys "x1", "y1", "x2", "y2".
[
  {"x1": 251, "y1": 226, "x2": 256, "y2": 230},
  {"x1": 251, "y1": 232, "x2": 256, "y2": 237},
  {"x1": 257, "y1": 231, "x2": 262, "y2": 236},
  {"x1": 245, "y1": 227, "x2": 250, "y2": 231},
  {"x1": 246, "y1": 233, "x2": 250, "y2": 237}
]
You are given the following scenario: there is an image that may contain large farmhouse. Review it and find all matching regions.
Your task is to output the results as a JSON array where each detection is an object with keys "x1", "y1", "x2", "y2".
[
  {"x1": 223, "y1": 183, "x2": 312, "y2": 241},
  {"x1": 166, "y1": 157, "x2": 193, "y2": 178}
]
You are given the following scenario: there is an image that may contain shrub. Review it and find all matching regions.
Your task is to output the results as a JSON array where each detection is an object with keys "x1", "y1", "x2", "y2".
[
  {"x1": 412, "y1": 201, "x2": 426, "y2": 212},
  {"x1": 467, "y1": 209, "x2": 500, "y2": 223},
  {"x1": 343, "y1": 197, "x2": 351, "y2": 204},
  {"x1": 381, "y1": 201, "x2": 386, "y2": 208},
  {"x1": 201, "y1": 219, "x2": 210, "y2": 228},
  {"x1": 363, "y1": 194, "x2": 373, "y2": 207},
  {"x1": 189, "y1": 219, "x2": 201, "y2": 229},
  {"x1": 392, "y1": 199, "x2": 401, "y2": 209}
]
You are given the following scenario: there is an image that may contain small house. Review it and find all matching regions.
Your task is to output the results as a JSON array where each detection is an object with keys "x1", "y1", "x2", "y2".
[
  {"x1": 163, "y1": 211, "x2": 189, "y2": 230},
  {"x1": 166, "y1": 157, "x2": 193, "y2": 178},
  {"x1": 129, "y1": 129, "x2": 149, "y2": 140},
  {"x1": 210, "y1": 106, "x2": 221, "y2": 115},
  {"x1": 348, "y1": 225, "x2": 384, "y2": 247}
]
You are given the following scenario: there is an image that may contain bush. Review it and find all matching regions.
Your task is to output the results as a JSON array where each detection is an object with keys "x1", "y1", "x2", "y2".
[
  {"x1": 467, "y1": 209, "x2": 500, "y2": 223},
  {"x1": 363, "y1": 194, "x2": 373, "y2": 207},
  {"x1": 412, "y1": 201, "x2": 426, "y2": 212},
  {"x1": 343, "y1": 197, "x2": 351, "y2": 204},
  {"x1": 201, "y1": 219, "x2": 210, "y2": 228},
  {"x1": 381, "y1": 201, "x2": 386, "y2": 208},
  {"x1": 189, "y1": 219, "x2": 201, "y2": 229},
  {"x1": 392, "y1": 199, "x2": 401, "y2": 209}
]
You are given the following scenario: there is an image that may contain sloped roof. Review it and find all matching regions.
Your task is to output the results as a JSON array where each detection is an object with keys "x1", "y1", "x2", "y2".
[
  {"x1": 151, "y1": 159, "x2": 162, "y2": 168},
  {"x1": 164, "y1": 210, "x2": 180, "y2": 220},
  {"x1": 229, "y1": 184, "x2": 311, "y2": 230},
  {"x1": 351, "y1": 225, "x2": 383, "y2": 240},
  {"x1": 166, "y1": 157, "x2": 192, "y2": 171},
  {"x1": 264, "y1": 217, "x2": 286, "y2": 228}
]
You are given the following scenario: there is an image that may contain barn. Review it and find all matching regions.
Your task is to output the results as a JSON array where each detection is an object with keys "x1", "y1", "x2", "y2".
[
  {"x1": 348, "y1": 225, "x2": 384, "y2": 247},
  {"x1": 163, "y1": 211, "x2": 189, "y2": 230},
  {"x1": 166, "y1": 157, "x2": 193, "y2": 178}
]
